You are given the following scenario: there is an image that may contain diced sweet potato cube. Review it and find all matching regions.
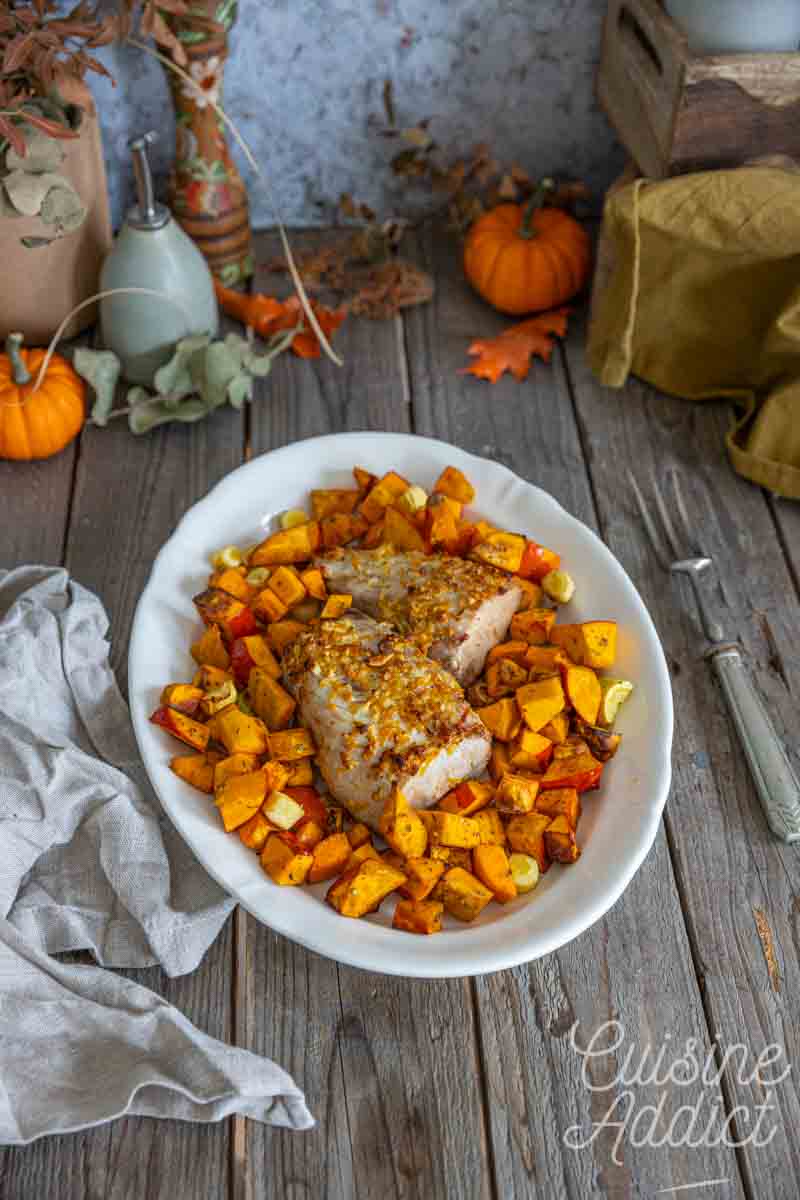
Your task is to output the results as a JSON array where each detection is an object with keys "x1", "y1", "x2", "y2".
[
  {"x1": 433, "y1": 465, "x2": 475, "y2": 505},
  {"x1": 321, "y1": 513, "x2": 368, "y2": 549},
  {"x1": 326, "y1": 857, "x2": 407, "y2": 917},
  {"x1": 216, "y1": 771, "x2": 268, "y2": 832},
  {"x1": 347, "y1": 822, "x2": 372, "y2": 849},
  {"x1": 150, "y1": 706, "x2": 210, "y2": 752},
  {"x1": 191, "y1": 624, "x2": 231, "y2": 670},
  {"x1": 206, "y1": 706, "x2": 270, "y2": 755},
  {"x1": 495, "y1": 772, "x2": 540, "y2": 815},
  {"x1": 517, "y1": 540, "x2": 560, "y2": 582},
  {"x1": 383, "y1": 505, "x2": 426, "y2": 553},
  {"x1": 286, "y1": 758, "x2": 313, "y2": 786},
  {"x1": 308, "y1": 832, "x2": 352, "y2": 883},
  {"x1": 540, "y1": 752, "x2": 603, "y2": 793},
  {"x1": 439, "y1": 780, "x2": 494, "y2": 817},
  {"x1": 268, "y1": 727, "x2": 316, "y2": 761},
  {"x1": 487, "y1": 640, "x2": 529, "y2": 665},
  {"x1": 473, "y1": 844, "x2": 517, "y2": 903},
  {"x1": 423, "y1": 494, "x2": 460, "y2": 550},
  {"x1": 253, "y1": 587, "x2": 289, "y2": 624},
  {"x1": 260, "y1": 832, "x2": 313, "y2": 885},
  {"x1": 486, "y1": 657, "x2": 528, "y2": 698},
  {"x1": 263, "y1": 760, "x2": 291, "y2": 794},
  {"x1": 300, "y1": 566, "x2": 327, "y2": 601},
  {"x1": 515, "y1": 579, "x2": 543, "y2": 611},
  {"x1": 398, "y1": 857, "x2": 446, "y2": 901},
  {"x1": 248, "y1": 669, "x2": 296, "y2": 731},
  {"x1": 213, "y1": 752, "x2": 261, "y2": 791},
  {"x1": 472, "y1": 808, "x2": 507, "y2": 846},
  {"x1": 160, "y1": 683, "x2": 204, "y2": 715},
  {"x1": 440, "y1": 867, "x2": 493, "y2": 922},
  {"x1": 267, "y1": 566, "x2": 307, "y2": 609},
  {"x1": 311, "y1": 489, "x2": 360, "y2": 520},
  {"x1": 193, "y1": 587, "x2": 246, "y2": 630},
  {"x1": 359, "y1": 471, "x2": 410, "y2": 523},
  {"x1": 266, "y1": 619, "x2": 307, "y2": 653},
  {"x1": 544, "y1": 815, "x2": 581, "y2": 864},
  {"x1": 470, "y1": 530, "x2": 526, "y2": 573},
  {"x1": 525, "y1": 645, "x2": 569, "y2": 676},
  {"x1": 380, "y1": 792, "x2": 428, "y2": 858},
  {"x1": 506, "y1": 812, "x2": 551, "y2": 872},
  {"x1": 419, "y1": 810, "x2": 480, "y2": 849},
  {"x1": 210, "y1": 567, "x2": 253, "y2": 603},
  {"x1": 250, "y1": 522, "x2": 321, "y2": 567},
  {"x1": 511, "y1": 608, "x2": 557, "y2": 645},
  {"x1": 516, "y1": 676, "x2": 566, "y2": 732},
  {"x1": 540, "y1": 712, "x2": 569, "y2": 744},
  {"x1": 535, "y1": 786, "x2": 581, "y2": 830},
  {"x1": 293, "y1": 818, "x2": 325, "y2": 850},
  {"x1": 321, "y1": 593, "x2": 352, "y2": 619},
  {"x1": 170, "y1": 752, "x2": 217, "y2": 793},
  {"x1": 489, "y1": 741, "x2": 511, "y2": 783},
  {"x1": 476, "y1": 697, "x2": 521, "y2": 742},
  {"x1": 563, "y1": 664, "x2": 601, "y2": 725},
  {"x1": 229, "y1": 634, "x2": 281, "y2": 687},
  {"x1": 346, "y1": 842, "x2": 381, "y2": 871},
  {"x1": 238, "y1": 810, "x2": 276, "y2": 852},
  {"x1": 550, "y1": 622, "x2": 617, "y2": 669},
  {"x1": 393, "y1": 898, "x2": 444, "y2": 934},
  {"x1": 509, "y1": 728, "x2": 553, "y2": 772}
]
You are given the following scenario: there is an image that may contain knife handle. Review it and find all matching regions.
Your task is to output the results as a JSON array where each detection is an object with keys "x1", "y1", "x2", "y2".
[{"x1": 709, "y1": 646, "x2": 800, "y2": 843}]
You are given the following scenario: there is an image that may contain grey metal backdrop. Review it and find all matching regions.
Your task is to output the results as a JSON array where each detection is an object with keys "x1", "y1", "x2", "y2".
[{"x1": 91, "y1": 0, "x2": 622, "y2": 229}]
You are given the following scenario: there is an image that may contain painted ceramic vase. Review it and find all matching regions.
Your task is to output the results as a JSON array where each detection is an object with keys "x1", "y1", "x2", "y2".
[{"x1": 165, "y1": 0, "x2": 253, "y2": 285}]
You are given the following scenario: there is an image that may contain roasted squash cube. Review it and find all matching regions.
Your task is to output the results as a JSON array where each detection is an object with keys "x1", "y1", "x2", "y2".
[
  {"x1": 308, "y1": 832, "x2": 352, "y2": 883},
  {"x1": 326, "y1": 857, "x2": 407, "y2": 917},
  {"x1": 353, "y1": 465, "x2": 377, "y2": 494},
  {"x1": 433, "y1": 465, "x2": 475, "y2": 505},
  {"x1": 470, "y1": 530, "x2": 526, "y2": 573},
  {"x1": 540, "y1": 751, "x2": 603, "y2": 793},
  {"x1": 535, "y1": 786, "x2": 581, "y2": 830},
  {"x1": 359, "y1": 471, "x2": 410, "y2": 523},
  {"x1": 266, "y1": 619, "x2": 308, "y2": 653},
  {"x1": 544, "y1": 815, "x2": 581, "y2": 864},
  {"x1": 347, "y1": 822, "x2": 372, "y2": 849},
  {"x1": 160, "y1": 683, "x2": 204, "y2": 715},
  {"x1": 249, "y1": 521, "x2": 321, "y2": 566},
  {"x1": 440, "y1": 867, "x2": 493, "y2": 922},
  {"x1": 311, "y1": 488, "x2": 360, "y2": 519},
  {"x1": 150, "y1": 706, "x2": 210, "y2": 752},
  {"x1": 268, "y1": 565, "x2": 307, "y2": 609},
  {"x1": 524, "y1": 644, "x2": 568, "y2": 674},
  {"x1": 248, "y1": 669, "x2": 296, "y2": 731},
  {"x1": 486, "y1": 640, "x2": 529, "y2": 666},
  {"x1": 472, "y1": 808, "x2": 507, "y2": 846},
  {"x1": 398, "y1": 857, "x2": 446, "y2": 901},
  {"x1": 206, "y1": 706, "x2": 270, "y2": 755},
  {"x1": 439, "y1": 780, "x2": 494, "y2": 817},
  {"x1": 252, "y1": 587, "x2": 289, "y2": 625},
  {"x1": 300, "y1": 566, "x2": 327, "y2": 601},
  {"x1": 346, "y1": 842, "x2": 382, "y2": 871},
  {"x1": 506, "y1": 812, "x2": 551, "y2": 872},
  {"x1": 169, "y1": 752, "x2": 217, "y2": 793},
  {"x1": 550, "y1": 621, "x2": 617, "y2": 669},
  {"x1": 379, "y1": 792, "x2": 428, "y2": 858},
  {"x1": 540, "y1": 711, "x2": 570, "y2": 744},
  {"x1": 260, "y1": 832, "x2": 313, "y2": 885},
  {"x1": 229, "y1": 633, "x2": 281, "y2": 687},
  {"x1": 191, "y1": 624, "x2": 230, "y2": 670},
  {"x1": 516, "y1": 676, "x2": 566, "y2": 732},
  {"x1": 383, "y1": 505, "x2": 426, "y2": 553},
  {"x1": 210, "y1": 566, "x2": 254, "y2": 603},
  {"x1": 489, "y1": 741, "x2": 511, "y2": 783},
  {"x1": 563, "y1": 664, "x2": 602, "y2": 725},
  {"x1": 192, "y1": 664, "x2": 234, "y2": 691},
  {"x1": 486, "y1": 657, "x2": 528, "y2": 698},
  {"x1": 215, "y1": 771, "x2": 268, "y2": 832},
  {"x1": 515, "y1": 578, "x2": 543, "y2": 611},
  {"x1": 238, "y1": 810, "x2": 276, "y2": 852},
  {"x1": 393, "y1": 898, "x2": 444, "y2": 934},
  {"x1": 495, "y1": 772, "x2": 540, "y2": 815},
  {"x1": 285, "y1": 758, "x2": 313, "y2": 786},
  {"x1": 510, "y1": 607, "x2": 557, "y2": 645},
  {"x1": 419, "y1": 810, "x2": 480, "y2": 849},
  {"x1": 213, "y1": 752, "x2": 261, "y2": 792},
  {"x1": 268, "y1": 727, "x2": 316, "y2": 761},
  {"x1": 476, "y1": 697, "x2": 521, "y2": 742},
  {"x1": 509, "y1": 728, "x2": 553, "y2": 772},
  {"x1": 321, "y1": 593, "x2": 352, "y2": 620},
  {"x1": 473, "y1": 844, "x2": 517, "y2": 903}
]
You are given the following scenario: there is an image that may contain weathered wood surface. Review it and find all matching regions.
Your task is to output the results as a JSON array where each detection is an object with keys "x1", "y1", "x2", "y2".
[{"x1": 3, "y1": 226, "x2": 800, "y2": 1198}]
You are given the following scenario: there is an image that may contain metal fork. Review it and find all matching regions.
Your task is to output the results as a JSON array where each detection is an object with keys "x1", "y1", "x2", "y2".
[{"x1": 629, "y1": 467, "x2": 800, "y2": 844}]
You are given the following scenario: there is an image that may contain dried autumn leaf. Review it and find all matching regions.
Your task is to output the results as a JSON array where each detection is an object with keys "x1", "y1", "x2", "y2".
[{"x1": 460, "y1": 308, "x2": 571, "y2": 383}]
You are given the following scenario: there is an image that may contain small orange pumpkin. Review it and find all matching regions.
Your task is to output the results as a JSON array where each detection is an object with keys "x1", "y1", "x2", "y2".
[
  {"x1": 0, "y1": 332, "x2": 85, "y2": 461},
  {"x1": 463, "y1": 183, "x2": 591, "y2": 316}
]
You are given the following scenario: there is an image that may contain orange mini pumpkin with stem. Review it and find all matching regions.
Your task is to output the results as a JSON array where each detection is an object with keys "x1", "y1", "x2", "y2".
[
  {"x1": 463, "y1": 180, "x2": 591, "y2": 317},
  {"x1": 0, "y1": 332, "x2": 85, "y2": 461}
]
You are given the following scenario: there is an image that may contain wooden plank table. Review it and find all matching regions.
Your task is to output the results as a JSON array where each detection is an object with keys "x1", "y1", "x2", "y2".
[{"x1": 2, "y1": 228, "x2": 799, "y2": 1199}]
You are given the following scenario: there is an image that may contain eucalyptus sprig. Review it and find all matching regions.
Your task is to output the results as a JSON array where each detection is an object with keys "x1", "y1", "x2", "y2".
[{"x1": 74, "y1": 326, "x2": 299, "y2": 435}]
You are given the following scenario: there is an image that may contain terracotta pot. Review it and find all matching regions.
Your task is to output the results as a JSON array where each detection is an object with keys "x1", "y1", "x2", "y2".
[
  {"x1": 165, "y1": 0, "x2": 253, "y2": 286},
  {"x1": 0, "y1": 113, "x2": 112, "y2": 346}
]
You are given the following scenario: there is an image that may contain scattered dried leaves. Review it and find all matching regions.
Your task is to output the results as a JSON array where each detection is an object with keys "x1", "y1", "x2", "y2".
[
  {"x1": 214, "y1": 280, "x2": 347, "y2": 359},
  {"x1": 460, "y1": 308, "x2": 571, "y2": 383}
]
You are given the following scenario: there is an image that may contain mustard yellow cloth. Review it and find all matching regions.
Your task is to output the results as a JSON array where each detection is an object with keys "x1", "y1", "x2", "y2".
[{"x1": 588, "y1": 168, "x2": 800, "y2": 498}]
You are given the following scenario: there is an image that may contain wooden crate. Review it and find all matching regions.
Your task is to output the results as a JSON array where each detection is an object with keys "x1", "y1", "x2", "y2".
[{"x1": 597, "y1": 0, "x2": 800, "y2": 178}]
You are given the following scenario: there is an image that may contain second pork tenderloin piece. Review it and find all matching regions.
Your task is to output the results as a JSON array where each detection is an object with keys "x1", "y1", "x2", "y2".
[
  {"x1": 282, "y1": 614, "x2": 491, "y2": 830},
  {"x1": 317, "y1": 547, "x2": 521, "y2": 685}
]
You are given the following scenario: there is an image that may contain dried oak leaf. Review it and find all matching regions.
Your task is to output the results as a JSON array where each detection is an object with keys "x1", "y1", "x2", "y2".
[
  {"x1": 349, "y1": 259, "x2": 433, "y2": 319},
  {"x1": 460, "y1": 308, "x2": 570, "y2": 383}
]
